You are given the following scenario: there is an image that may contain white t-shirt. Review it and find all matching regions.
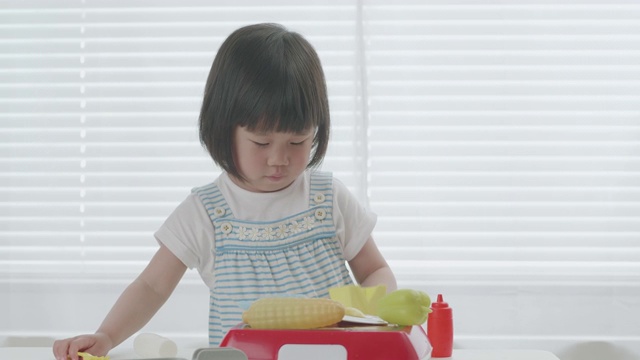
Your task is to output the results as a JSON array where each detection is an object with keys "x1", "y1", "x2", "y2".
[{"x1": 155, "y1": 171, "x2": 376, "y2": 289}]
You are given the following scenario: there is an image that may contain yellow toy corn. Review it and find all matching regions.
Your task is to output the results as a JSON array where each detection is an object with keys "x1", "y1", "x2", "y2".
[
  {"x1": 242, "y1": 297, "x2": 345, "y2": 329},
  {"x1": 77, "y1": 352, "x2": 109, "y2": 360}
]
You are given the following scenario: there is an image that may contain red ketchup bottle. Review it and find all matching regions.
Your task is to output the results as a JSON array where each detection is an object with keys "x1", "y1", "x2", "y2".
[{"x1": 427, "y1": 294, "x2": 453, "y2": 357}]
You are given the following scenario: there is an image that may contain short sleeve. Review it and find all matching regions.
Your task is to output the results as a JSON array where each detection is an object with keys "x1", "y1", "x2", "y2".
[
  {"x1": 332, "y1": 177, "x2": 377, "y2": 261},
  {"x1": 154, "y1": 193, "x2": 216, "y2": 287}
]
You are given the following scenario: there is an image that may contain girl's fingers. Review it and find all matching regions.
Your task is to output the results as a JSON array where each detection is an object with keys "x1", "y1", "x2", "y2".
[
  {"x1": 53, "y1": 336, "x2": 94, "y2": 360},
  {"x1": 52, "y1": 338, "x2": 73, "y2": 360},
  {"x1": 68, "y1": 337, "x2": 94, "y2": 360}
]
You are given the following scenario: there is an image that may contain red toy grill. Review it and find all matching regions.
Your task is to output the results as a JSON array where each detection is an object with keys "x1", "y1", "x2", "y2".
[{"x1": 220, "y1": 323, "x2": 432, "y2": 360}]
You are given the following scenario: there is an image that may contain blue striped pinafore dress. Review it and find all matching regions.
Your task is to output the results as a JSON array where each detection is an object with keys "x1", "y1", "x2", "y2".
[{"x1": 192, "y1": 172, "x2": 354, "y2": 346}]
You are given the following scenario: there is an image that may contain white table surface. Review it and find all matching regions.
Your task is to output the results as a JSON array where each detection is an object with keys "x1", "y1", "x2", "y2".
[
  {"x1": 0, "y1": 347, "x2": 560, "y2": 360},
  {"x1": 438, "y1": 349, "x2": 560, "y2": 360}
]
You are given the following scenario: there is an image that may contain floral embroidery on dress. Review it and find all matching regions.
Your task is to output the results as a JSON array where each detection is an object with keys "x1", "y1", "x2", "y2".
[
  {"x1": 237, "y1": 226, "x2": 250, "y2": 240},
  {"x1": 262, "y1": 227, "x2": 276, "y2": 240},
  {"x1": 289, "y1": 220, "x2": 302, "y2": 234},
  {"x1": 276, "y1": 224, "x2": 288, "y2": 239},
  {"x1": 302, "y1": 216, "x2": 315, "y2": 230},
  {"x1": 229, "y1": 215, "x2": 322, "y2": 241}
]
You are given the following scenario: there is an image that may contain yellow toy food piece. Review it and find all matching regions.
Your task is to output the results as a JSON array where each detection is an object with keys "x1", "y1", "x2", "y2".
[
  {"x1": 376, "y1": 289, "x2": 432, "y2": 326},
  {"x1": 344, "y1": 306, "x2": 366, "y2": 318},
  {"x1": 329, "y1": 284, "x2": 387, "y2": 315},
  {"x1": 77, "y1": 352, "x2": 110, "y2": 360},
  {"x1": 242, "y1": 297, "x2": 345, "y2": 329}
]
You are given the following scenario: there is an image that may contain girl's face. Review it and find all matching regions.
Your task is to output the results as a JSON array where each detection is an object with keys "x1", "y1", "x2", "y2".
[{"x1": 231, "y1": 125, "x2": 315, "y2": 192}]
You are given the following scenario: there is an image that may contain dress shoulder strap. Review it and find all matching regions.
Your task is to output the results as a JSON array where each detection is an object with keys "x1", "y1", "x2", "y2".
[
  {"x1": 309, "y1": 171, "x2": 333, "y2": 206},
  {"x1": 192, "y1": 182, "x2": 233, "y2": 221}
]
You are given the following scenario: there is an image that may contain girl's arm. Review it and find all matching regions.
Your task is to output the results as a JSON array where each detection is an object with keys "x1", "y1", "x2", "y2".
[
  {"x1": 347, "y1": 236, "x2": 397, "y2": 292},
  {"x1": 53, "y1": 244, "x2": 187, "y2": 360},
  {"x1": 97, "y1": 243, "x2": 187, "y2": 346}
]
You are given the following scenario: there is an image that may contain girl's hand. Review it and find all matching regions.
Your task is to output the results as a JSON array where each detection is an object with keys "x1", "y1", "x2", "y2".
[
  {"x1": 52, "y1": 332, "x2": 113, "y2": 360},
  {"x1": 348, "y1": 236, "x2": 397, "y2": 291}
]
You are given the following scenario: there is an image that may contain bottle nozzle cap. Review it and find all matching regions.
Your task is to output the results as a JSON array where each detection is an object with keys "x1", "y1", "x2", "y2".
[{"x1": 431, "y1": 293, "x2": 450, "y2": 309}]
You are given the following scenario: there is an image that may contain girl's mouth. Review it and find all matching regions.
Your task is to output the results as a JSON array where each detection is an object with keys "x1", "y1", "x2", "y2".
[{"x1": 267, "y1": 174, "x2": 285, "y2": 181}]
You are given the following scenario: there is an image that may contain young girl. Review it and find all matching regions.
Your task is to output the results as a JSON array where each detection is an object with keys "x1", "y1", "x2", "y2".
[{"x1": 53, "y1": 23, "x2": 396, "y2": 360}]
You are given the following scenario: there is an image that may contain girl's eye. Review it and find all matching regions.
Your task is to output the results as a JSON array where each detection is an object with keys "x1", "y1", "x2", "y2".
[
  {"x1": 252, "y1": 141, "x2": 269, "y2": 147},
  {"x1": 291, "y1": 137, "x2": 311, "y2": 145}
]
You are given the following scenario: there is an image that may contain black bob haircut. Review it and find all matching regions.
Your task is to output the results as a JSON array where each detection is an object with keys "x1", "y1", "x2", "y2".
[{"x1": 198, "y1": 23, "x2": 330, "y2": 180}]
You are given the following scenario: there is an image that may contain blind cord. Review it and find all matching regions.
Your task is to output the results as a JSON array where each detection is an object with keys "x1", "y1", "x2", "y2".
[{"x1": 355, "y1": 0, "x2": 371, "y2": 208}]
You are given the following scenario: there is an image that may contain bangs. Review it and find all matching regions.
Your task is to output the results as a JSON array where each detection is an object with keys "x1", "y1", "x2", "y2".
[{"x1": 241, "y1": 93, "x2": 318, "y2": 135}]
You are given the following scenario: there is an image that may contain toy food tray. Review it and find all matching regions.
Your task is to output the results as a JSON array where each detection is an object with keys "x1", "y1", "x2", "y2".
[{"x1": 220, "y1": 323, "x2": 432, "y2": 360}]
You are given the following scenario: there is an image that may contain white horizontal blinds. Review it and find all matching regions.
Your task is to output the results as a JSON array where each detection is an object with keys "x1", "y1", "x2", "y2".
[
  {"x1": 0, "y1": 0, "x2": 360, "y2": 283},
  {"x1": 364, "y1": 0, "x2": 640, "y2": 286}
]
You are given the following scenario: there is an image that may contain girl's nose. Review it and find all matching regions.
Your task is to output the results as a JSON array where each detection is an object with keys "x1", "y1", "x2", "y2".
[{"x1": 267, "y1": 147, "x2": 289, "y2": 166}]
